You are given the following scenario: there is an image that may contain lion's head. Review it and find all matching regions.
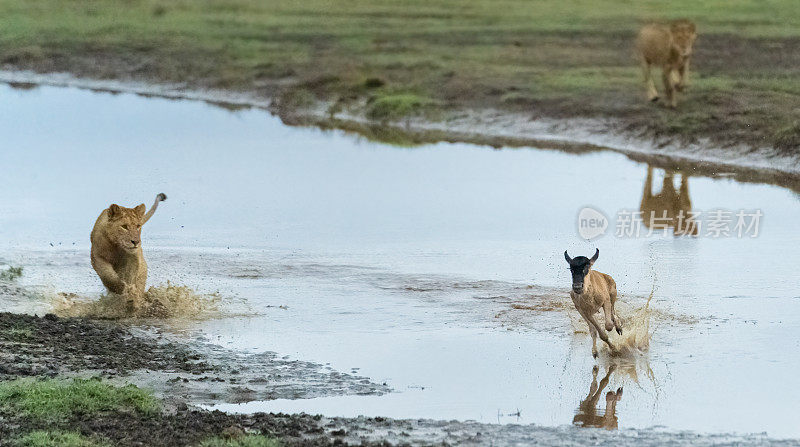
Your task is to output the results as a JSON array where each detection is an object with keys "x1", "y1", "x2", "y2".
[
  {"x1": 670, "y1": 19, "x2": 697, "y2": 58},
  {"x1": 105, "y1": 203, "x2": 146, "y2": 251}
]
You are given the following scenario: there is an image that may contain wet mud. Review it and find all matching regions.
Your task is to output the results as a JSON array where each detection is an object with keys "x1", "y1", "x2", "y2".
[{"x1": 0, "y1": 311, "x2": 390, "y2": 403}]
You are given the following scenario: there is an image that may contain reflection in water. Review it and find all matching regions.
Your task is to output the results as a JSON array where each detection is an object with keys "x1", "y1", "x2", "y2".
[
  {"x1": 7, "y1": 81, "x2": 38, "y2": 91},
  {"x1": 573, "y1": 364, "x2": 623, "y2": 430},
  {"x1": 640, "y1": 166, "x2": 697, "y2": 236}
]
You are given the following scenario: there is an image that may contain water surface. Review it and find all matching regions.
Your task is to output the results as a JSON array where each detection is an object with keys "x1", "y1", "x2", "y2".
[{"x1": 1, "y1": 83, "x2": 799, "y2": 437}]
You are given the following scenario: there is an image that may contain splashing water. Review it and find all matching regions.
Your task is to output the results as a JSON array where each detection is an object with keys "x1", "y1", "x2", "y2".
[
  {"x1": 53, "y1": 282, "x2": 229, "y2": 320},
  {"x1": 568, "y1": 289, "x2": 655, "y2": 358},
  {"x1": 610, "y1": 294, "x2": 653, "y2": 357}
]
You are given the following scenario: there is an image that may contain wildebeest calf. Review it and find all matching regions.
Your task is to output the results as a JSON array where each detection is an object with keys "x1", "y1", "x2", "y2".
[{"x1": 564, "y1": 249, "x2": 622, "y2": 357}]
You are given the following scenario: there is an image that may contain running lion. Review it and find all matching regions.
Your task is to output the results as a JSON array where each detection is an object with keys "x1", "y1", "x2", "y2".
[
  {"x1": 90, "y1": 193, "x2": 166, "y2": 311},
  {"x1": 636, "y1": 19, "x2": 697, "y2": 108}
]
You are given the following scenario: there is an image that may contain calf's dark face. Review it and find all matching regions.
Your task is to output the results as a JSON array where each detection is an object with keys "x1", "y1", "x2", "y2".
[
  {"x1": 564, "y1": 249, "x2": 598, "y2": 294},
  {"x1": 568, "y1": 259, "x2": 591, "y2": 293}
]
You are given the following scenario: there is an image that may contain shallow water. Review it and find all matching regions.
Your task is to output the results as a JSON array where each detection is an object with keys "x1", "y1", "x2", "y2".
[{"x1": 2, "y1": 83, "x2": 800, "y2": 437}]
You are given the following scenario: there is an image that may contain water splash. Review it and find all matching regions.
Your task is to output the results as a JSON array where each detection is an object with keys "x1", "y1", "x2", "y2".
[
  {"x1": 610, "y1": 294, "x2": 653, "y2": 356},
  {"x1": 566, "y1": 264, "x2": 660, "y2": 359},
  {"x1": 567, "y1": 295, "x2": 653, "y2": 356},
  {"x1": 53, "y1": 282, "x2": 231, "y2": 320}
]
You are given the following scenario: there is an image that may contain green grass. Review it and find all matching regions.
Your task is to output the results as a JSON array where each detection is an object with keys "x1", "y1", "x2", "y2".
[
  {"x1": 775, "y1": 121, "x2": 800, "y2": 151},
  {"x1": 200, "y1": 435, "x2": 280, "y2": 447},
  {"x1": 2, "y1": 326, "x2": 34, "y2": 341},
  {"x1": 0, "y1": 0, "x2": 798, "y2": 149},
  {"x1": 15, "y1": 431, "x2": 108, "y2": 447},
  {"x1": 0, "y1": 378, "x2": 160, "y2": 422},
  {"x1": 0, "y1": 266, "x2": 23, "y2": 281},
  {"x1": 366, "y1": 93, "x2": 435, "y2": 121}
]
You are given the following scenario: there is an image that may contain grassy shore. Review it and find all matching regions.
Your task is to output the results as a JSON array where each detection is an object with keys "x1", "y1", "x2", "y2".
[
  {"x1": 0, "y1": 311, "x2": 380, "y2": 447},
  {"x1": 0, "y1": 378, "x2": 281, "y2": 447},
  {"x1": 0, "y1": 0, "x2": 798, "y2": 152}
]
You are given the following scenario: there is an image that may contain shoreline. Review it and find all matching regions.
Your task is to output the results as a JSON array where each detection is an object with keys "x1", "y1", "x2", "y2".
[
  {"x1": 2, "y1": 69, "x2": 799, "y2": 189},
  {"x1": 1, "y1": 310, "x2": 796, "y2": 446}
]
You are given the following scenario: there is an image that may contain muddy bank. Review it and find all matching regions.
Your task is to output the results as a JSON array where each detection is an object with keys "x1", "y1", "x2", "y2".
[
  {"x1": 0, "y1": 310, "x2": 796, "y2": 445},
  {"x1": 4, "y1": 392, "x2": 794, "y2": 447},
  {"x1": 0, "y1": 311, "x2": 390, "y2": 404},
  {"x1": 2, "y1": 69, "x2": 799, "y2": 187}
]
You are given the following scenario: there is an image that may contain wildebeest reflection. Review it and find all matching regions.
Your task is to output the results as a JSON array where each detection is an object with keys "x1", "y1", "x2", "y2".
[{"x1": 573, "y1": 364, "x2": 623, "y2": 430}]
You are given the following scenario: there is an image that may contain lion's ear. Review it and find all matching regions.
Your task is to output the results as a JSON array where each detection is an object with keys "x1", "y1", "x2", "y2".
[
  {"x1": 134, "y1": 204, "x2": 146, "y2": 219},
  {"x1": 108, "y1": 204, "x2": 121, "y2": 219}
]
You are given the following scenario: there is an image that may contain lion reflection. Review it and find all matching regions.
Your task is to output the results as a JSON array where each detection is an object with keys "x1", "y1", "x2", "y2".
[
  {"x1": 640, "y1": 166, "x2": 697, "y2": 236},
  {"x1": 573, "y1": 364, "x2": 623, "y2": 430}
]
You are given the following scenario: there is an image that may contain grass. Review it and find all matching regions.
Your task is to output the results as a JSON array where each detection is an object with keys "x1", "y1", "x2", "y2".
[
  {"x1": 200, "y1": 435, "x2": 281, "y2": 447},
  {"x1": 0, "y1": 378, "x2": 160, "y2": 422},
  {"x1": 0, "y1": 377, "x2": 288, "y2": 447},
  {"x1": 0, "y1": 0, "x2": 798, "y2": 150},
  {"x1": 2, "y1": 326, "x2": 34, "y2": 341},
  {"x1": 0, "y1": 266, "x2": 23, "y2": 281},
  {"x1": 366, "y1": 93, "x2": 435, "y2": 121},
  {"x1": 775, "y1": 121, "x2": 800, "y2": 151},
  {"x1": 15, "y1": 431, "x2": 109, "y2": 447}
]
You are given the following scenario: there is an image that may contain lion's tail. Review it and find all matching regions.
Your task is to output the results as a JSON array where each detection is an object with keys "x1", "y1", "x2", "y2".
[{"x1": 143, "y1": 193, "x2": 167, "y2": 224}]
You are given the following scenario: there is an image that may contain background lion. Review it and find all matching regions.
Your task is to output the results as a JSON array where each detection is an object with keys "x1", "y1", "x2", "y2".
[
  {"x1": 636, "y1": 19, "x2": 697, "y2": 108},
  {"x1": 89, "y1": 193, "x2": 166, "y2": 311}
]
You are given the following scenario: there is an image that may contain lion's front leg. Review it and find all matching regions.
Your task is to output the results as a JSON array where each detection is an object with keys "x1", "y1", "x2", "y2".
[
  {"x1": 128, "y1": 258, "x2": 149, "y2": 312},
  {"x1": 121, "y1": 283, "x2": 142, "y2": 311},
  {"x1": 91, "y1": 256, "x2": 126, "y2": 294},
  {"x1": 676, "y1": 59, "x2": 691, "y2": 92},
  {"x1": 641, "y1": 61, "x2": 659, "y2": 102},
  {"x1": 661, "y1": 67, "x2": 677, "y2": 108}
]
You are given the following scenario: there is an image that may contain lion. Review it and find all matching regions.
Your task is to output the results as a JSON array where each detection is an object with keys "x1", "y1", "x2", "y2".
[
  {"x1": 635, "y1": 19, "x2": 697, "y2": 108},
  {"x1": 90, "y1": 193, "x2": 166, "y2": 311}
]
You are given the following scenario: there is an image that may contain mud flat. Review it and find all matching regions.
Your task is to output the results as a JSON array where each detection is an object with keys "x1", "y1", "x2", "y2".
[{"x1": 0, "y1": 309, "x2": 390, "y2": 403}]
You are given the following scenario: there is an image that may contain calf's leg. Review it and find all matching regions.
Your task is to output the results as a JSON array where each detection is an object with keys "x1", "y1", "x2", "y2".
[
  {"x1": 588, "y1": 322, "x2": 599, "y2": 358},
  {"x1": 602, "y1": 301, "x2": 615, "y2": 332},
  {"x1": 585, "y1": 311, "x2": 616, "y2": 352},
  {"x1": 609, "y1": 289, "x2": 623, "y2": 335}
]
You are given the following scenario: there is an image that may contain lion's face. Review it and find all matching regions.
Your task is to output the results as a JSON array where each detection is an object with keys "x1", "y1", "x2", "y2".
[
  {"x1": 671, "y1": 20, "x2": 697, "y2": 58},
  {"x1": 106, "y1": 204, "x2": 146, "y2": 251}
]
